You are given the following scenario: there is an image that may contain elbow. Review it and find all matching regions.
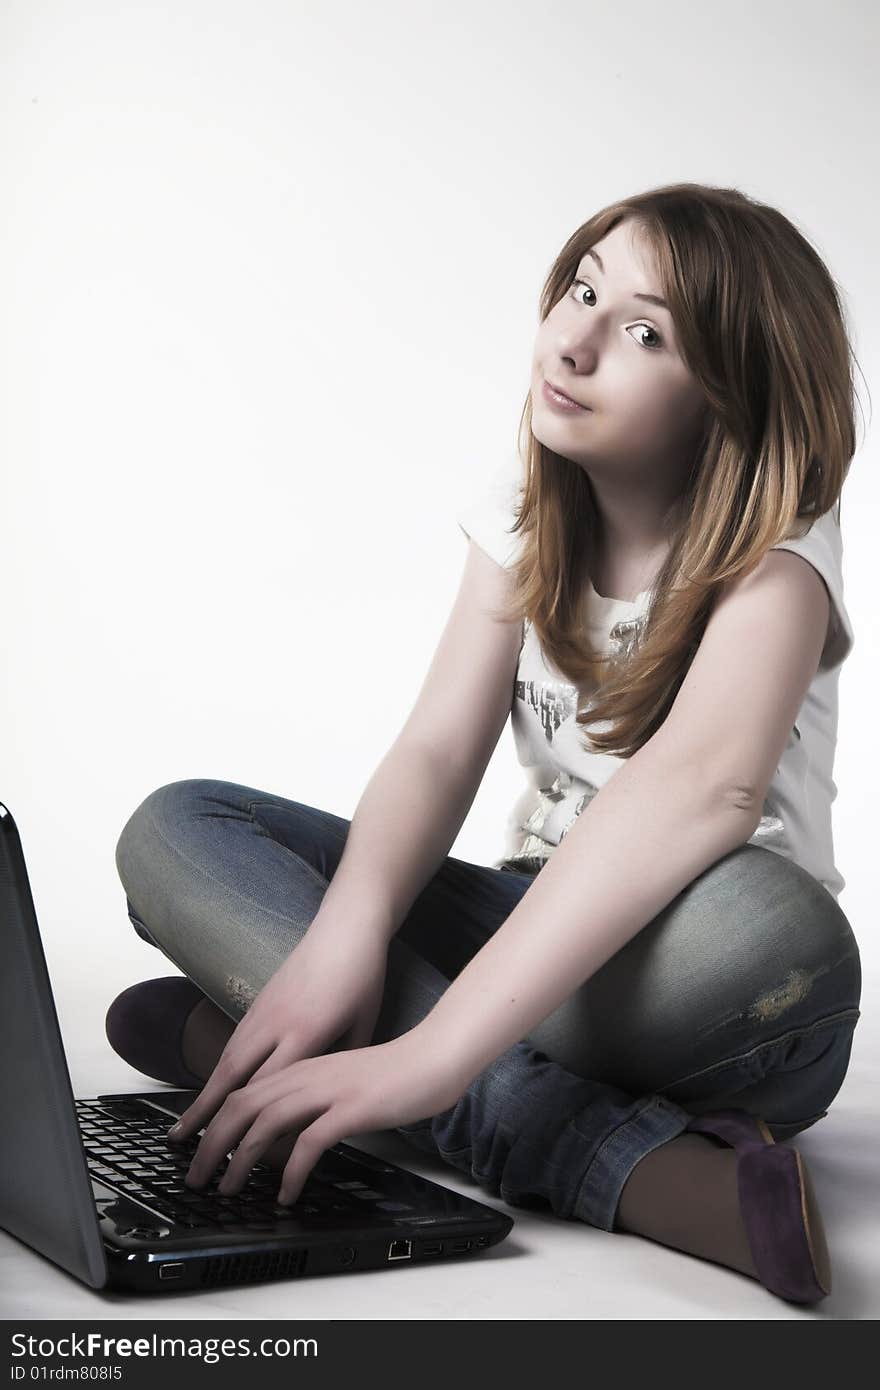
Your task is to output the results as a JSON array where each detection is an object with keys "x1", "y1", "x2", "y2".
[{"x1": 717, "y1": 778, "x2": 765, "y2": 833}]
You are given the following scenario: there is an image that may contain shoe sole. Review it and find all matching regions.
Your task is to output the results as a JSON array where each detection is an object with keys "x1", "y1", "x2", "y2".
[
  {"x1": 795, "y1": 1149, "x2": 832, "y2": 1296},
  {"x1": 752, "y1": 1115, "x2": 831, "y2": 1297}
]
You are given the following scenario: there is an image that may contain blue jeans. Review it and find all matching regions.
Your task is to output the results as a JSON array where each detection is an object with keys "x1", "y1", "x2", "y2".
[{"x1": 114, "y1": 778, "x2": 862, "y2": 1233}]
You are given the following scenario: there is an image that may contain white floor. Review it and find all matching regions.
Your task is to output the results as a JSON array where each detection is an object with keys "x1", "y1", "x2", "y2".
[{"x1": 2, "y1": 968, "x2": 878, "y2": 1322}]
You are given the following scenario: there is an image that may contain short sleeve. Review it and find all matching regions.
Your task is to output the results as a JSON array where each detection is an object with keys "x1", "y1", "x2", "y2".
[
  {"x1": 770, "y1": 502, "x2": 855, "y2": 673},
  {"x1": 456, "y1": 453, "x2": 525, "y2": 570}
]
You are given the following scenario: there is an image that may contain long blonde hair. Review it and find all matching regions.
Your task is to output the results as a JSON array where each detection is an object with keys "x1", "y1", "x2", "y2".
[{"x1": 497, "y1": 182, "x2": 865, "y2": 759}]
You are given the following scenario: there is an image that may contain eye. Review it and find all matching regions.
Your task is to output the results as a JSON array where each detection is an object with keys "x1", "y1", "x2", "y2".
[{"x1": 570, "y1": 278, "x2": 664, "y2": 351}]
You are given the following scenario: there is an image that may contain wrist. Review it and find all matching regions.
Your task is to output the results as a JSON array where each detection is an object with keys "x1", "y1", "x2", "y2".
[
  {"x1": 308, "y1": 901, "x2": 397, "y2": 946},
  {"x1": 402, "y1": 1013, "x2": 479, "y2": 1106}
]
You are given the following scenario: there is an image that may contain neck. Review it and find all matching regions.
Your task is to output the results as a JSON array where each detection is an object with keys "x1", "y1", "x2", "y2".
[{"x1": 588, "y1": 488, "x2": 682, "y2": 602}]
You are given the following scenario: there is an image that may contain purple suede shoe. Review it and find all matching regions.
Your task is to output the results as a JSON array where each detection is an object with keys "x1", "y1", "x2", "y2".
[
  {"x1": 105, "y1": 976, "x2": 208, "y2": 1090},
  {"x1": 686, "y1": 1108, "x2": 832, "y2": 1303}
]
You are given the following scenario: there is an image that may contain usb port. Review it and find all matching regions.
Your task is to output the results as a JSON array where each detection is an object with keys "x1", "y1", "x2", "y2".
[
  {"x1": 158, "y1": 1262, "x2": 185, "y2": 1281},
  {"x1": 450, "y1": 1238, "x2": 471, "y2": 1252},
  {"x1": 421, "y1": 1240, "x2": 443, "y2": 1256}
]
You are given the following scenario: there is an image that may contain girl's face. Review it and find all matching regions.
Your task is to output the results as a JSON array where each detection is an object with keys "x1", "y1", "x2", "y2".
[{"x1": 530, "y1": 218, "x2": 707, "y2": 492}]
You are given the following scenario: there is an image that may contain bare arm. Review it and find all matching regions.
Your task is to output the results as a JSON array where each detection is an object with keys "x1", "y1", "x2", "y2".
[
  {"x1": 405, "y1": 744, "x2": 762, "y2": 1086},
  {"x1": 312, "y1": 735, "x2": 489, "y2": 943},
  {"x1": 309, "y1": 539, "x2": 522, "y2": 945}
]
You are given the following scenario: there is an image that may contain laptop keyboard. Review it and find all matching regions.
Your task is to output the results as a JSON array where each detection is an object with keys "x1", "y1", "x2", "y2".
[{"x1": 76, "y1": 1098, "x2": 376, "y2": 1230}]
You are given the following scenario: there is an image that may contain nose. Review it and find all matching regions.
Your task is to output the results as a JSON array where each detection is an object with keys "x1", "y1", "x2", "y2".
[{"x1": 554, "y1": 318, "x2": 602, "y2": 368}]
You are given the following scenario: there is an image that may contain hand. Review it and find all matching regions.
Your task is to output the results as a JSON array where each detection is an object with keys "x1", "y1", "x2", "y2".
[
  {"x1": 166, "y1": 918, "x2": 390, "y2": 1155},
  {"x1": 174, "y1": 1032, "x2": 463, "y2": 1205}
]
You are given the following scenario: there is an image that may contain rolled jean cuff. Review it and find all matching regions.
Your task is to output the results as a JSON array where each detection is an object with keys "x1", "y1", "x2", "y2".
[{"x1": 572, "y1": 1095, "x2": 692, "y2": 1232}]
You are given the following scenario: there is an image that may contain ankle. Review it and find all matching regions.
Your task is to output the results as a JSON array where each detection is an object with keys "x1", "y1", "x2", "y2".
[
  {"x1": 615, "y1": 1132, "x2": 759, "y2": 1281},
  {"x1": 181, "y1": 997, "x2": 237, "y2": 1081}
]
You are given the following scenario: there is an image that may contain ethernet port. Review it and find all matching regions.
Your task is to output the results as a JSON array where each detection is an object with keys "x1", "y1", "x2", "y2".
[{"x1": 387, "y1": 1239, "x2": 412, "y2": 1261}]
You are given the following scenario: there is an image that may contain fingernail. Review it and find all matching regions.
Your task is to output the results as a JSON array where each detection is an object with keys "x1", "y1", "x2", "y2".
[{"x1": 168, "y1": 1122, "x2": 183, "y2": 1137}]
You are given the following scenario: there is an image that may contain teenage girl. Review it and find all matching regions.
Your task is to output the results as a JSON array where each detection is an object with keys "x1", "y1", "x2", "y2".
[{"x1": 107, "y1": 182, "x2": 862, "y2": 1305}]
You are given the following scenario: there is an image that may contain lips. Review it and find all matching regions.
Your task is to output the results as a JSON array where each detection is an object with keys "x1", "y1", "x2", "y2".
[{"x1": 544, "y1": 379, "x2": 589, "y2": 409}]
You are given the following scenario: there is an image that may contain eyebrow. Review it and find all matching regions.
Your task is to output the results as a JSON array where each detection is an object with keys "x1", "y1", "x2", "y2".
[{"x1": 582, "y1": 248, "x2": 670, "y2": 312}]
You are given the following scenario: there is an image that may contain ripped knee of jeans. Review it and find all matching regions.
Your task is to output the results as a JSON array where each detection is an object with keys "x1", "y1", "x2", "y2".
[
  {"x1": 225, "y1": 974, "x2": 258, "y2": 1013},
  {"x1": 747, "y1": 967, "x2": 818, "y2": 1023}
]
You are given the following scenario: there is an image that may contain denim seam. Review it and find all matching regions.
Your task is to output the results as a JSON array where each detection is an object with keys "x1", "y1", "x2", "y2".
[
  {"x1": 123, "y1": 904, "x2": 235, "y2": 1019},
  {"x1": 657, "y1": 1008, "x2": 861, "y2": 1092},
  {"x1": 244, "y1": 799, "x2": 336, "y2": 896},
  {"x1": 774, "y1": 1106, "x2": 830, "y2": 1130}
]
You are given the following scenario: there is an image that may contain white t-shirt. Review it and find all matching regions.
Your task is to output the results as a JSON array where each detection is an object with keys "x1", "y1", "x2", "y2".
[{"x1": 457, "y1": 453, "x2": 855, "y2": 901}]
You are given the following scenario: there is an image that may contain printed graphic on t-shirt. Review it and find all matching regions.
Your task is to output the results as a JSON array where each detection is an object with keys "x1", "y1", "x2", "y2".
[
  {"x1": 514, "y1": 611, "x2": 646, "y2": 749},
  {"x1": 522, "y1": 774, "x2": 599, "y2": 845},
  {"x1": 514, "y1": 678, "x2": 578, "y2": 744}
]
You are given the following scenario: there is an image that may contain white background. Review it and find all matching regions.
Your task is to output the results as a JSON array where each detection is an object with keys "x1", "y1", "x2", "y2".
[{"x1": 1, "y1": 0, "x2": 877, "y2": 1319}]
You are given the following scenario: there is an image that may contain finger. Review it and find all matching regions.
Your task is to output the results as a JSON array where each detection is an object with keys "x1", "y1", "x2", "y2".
[
  {"x1": 167, "y1": 1032, "x2": 276, "y2": 1142},
  {"x1": 185, "y1": 1069, "x2": 311, "y2": 1188},
  {"x1": 216, "y1": 1095, "x2": 308, "y2": 1193},
  {"x1": 246, "y1": 1033, "x2": 311, "y2": 1087},
  {"x1": 277, "y1": 1111, "x2": 342, "y2": 1206},
  {"x1": 183, "y1": 1086, "x2": 265, "y2": 1187},
  {"x1": 185, "y1": 1052, "x2": 335, "y2": 1182}
]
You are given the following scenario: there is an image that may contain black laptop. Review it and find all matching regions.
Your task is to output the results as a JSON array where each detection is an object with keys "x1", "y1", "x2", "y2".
[{"x1": 0, "y1": 801, "x2": 514, "y2": 1293}]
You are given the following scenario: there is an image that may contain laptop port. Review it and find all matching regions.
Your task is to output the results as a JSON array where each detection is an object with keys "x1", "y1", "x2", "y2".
[
  {"x1": 474, "y1": 1235, "x2": 490, "y2": 1248},
  {"x1": 450, "y1": 1238, "x2": 471, "y2": 1252},
  {"x1": 421, "y1": 1241, "x2": 443, "y2": 1256},
  {"x1": 387, "y1": 1239, "x2": 412, "y2": 1262},
  {"x1": 158, "y1": 1263, "x2": 185, "y2": 1281}
]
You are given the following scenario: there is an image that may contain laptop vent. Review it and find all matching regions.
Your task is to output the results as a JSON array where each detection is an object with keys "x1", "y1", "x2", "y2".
[{"x1": 199, "y1": 1247, "x2": 309, "y2": 1287}]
